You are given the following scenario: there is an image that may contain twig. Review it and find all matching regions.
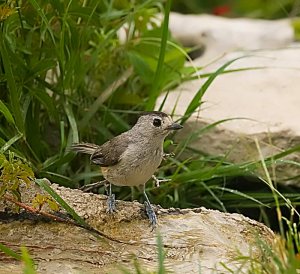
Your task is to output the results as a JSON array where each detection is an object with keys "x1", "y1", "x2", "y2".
[
  {"x1": 3, "y1": 194, "x2": 75, "y2": 224},
  {"x1": 2, "y1": 194, "x2": 131, "y2": 245}
]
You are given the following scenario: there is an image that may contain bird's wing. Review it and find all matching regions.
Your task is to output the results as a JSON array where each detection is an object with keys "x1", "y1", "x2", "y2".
[{"x1": 90, "y1": 134, "x2": 130, "y2": 167}]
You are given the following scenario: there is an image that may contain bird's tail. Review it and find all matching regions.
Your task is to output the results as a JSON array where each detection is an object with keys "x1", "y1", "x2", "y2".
[{"x1": 71, "y1": 143, "x2": 99, "y2": 155}]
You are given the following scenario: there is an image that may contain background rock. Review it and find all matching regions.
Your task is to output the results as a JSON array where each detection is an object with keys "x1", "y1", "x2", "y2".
[
  {"x1": 169, "y1": 12, "x2": 294, "y2": 62},
  {"x1": 0, "y1": 183, "x2": 274, "y2": 274},
  {"x1": 157, "y1": 13, "x2": 300, "y2": 184}
]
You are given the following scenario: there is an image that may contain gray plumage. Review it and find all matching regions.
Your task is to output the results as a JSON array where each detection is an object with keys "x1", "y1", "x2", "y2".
[
  {"x1": 71, "y1": 111, "x2": 182, "y2": 187},
  {"x1": 72, "y1": 111, "x2": 182, "y2": 227},
  {"x1": 72, "y1": 136, "x2": 128, "y2": 167}
]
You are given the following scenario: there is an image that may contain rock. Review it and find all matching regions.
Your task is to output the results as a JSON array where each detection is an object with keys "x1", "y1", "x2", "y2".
[
  {"x1": 0, "y1": 183, "x2": 274, "y2": 273},
  {"x1": 169, "y1": 12, "x2": 294, "y2": 62},
  {"x1": 157, "y1": 13, "x2": 300, "y2": 184}
]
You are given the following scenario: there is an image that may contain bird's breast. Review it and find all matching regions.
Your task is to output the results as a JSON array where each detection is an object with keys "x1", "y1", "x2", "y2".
[{"x1": 101, "y1": 144, "x2": 163, "y2": 187}]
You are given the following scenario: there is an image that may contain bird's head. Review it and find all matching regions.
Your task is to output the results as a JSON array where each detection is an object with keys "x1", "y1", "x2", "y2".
[{"x1": 133, "y1": 111, "x2": 183, "y2": 138}]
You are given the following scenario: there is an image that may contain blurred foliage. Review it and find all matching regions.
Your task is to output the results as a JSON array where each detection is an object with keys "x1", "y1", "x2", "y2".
[
  {"x1": 0, "y1": 243, "x2": 36, "y2": 273},
  {"x1": 0, "y1": 152, "x2": 59, "y2": 211},
  {"x1": 172, "y1": 0, "x2": 300, "y2": 19},
  {"x1": 292, "y1": 17, "x2": 300, "y2": 40},
  {"x1": 0, "y1": 151, "x2": 34, "y2": 202},
  {"x1": 0, "y1": 0, "x2": 190, "y2": 186},
  {"x1": 21, "y1": 246, "x2": 36, "y2": 274},
  {"x1": 1, "y1": 1, "x2": 300, "y2": 272}
]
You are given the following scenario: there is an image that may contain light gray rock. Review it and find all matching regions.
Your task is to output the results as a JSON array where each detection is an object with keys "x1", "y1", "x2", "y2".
[
  {"x1": 152, "y1": 12, "x2": 300, "y2": 184},
  {"x1": 157, "y1": 46, "x2": 300, "y2": 184},
  {"x1": 169, "y1": 12, "x2": 294, "y2": 63}
]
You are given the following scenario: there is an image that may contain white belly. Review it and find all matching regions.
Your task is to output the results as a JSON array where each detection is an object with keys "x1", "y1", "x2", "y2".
[{"x1": 102, "y1": 145, "x2": 163, "y2": 187}]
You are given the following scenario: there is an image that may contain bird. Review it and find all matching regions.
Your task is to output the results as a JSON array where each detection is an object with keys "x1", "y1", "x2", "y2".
[{"x1": 71, "y1": 111, "x2": 183, "y2": 228}]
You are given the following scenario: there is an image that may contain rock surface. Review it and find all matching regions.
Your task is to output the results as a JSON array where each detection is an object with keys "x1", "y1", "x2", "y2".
[
  {"x1": 169, "y1": 12, "x2": 294, "y2": 62},
  {"x1": 157, "y1": 13, "x2": 300, "y2": 184},
  {"x1": 0, "y1": 183, "x2": 274, "y2": 274}
]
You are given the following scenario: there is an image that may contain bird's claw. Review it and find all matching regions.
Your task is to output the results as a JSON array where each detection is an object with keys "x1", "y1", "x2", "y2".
[
  {"x1": 144, "y1": 201, "x2": 157, "y2": 230},
  {"x1": 152, "y1": 175, "x2": 171, "y2": 188},
  {"x1": 106, "y1": 194, "x2": 116, "y2": 214},
  {"x1": 163, "y1": 152, "x2": 175, "y2": 160}
]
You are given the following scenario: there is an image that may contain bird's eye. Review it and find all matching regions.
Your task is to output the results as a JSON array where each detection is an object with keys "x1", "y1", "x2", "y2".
[{"x1": 153, "y1": 118, "x2": 162, "y2": 127}]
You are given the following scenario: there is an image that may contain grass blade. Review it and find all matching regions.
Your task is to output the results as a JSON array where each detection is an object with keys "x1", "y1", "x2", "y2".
[
  {"x1": 0, "y1": 133, "x2": 23, "y2": 153},
  {"x1": 0, "y1": 243, "x2": 21, "y2": 260},
  {"x1": 157, "y1": 90, "x2": 169, "y2": 112},
  {"x1": 146, "y1": 0, "x2": 172, "y2": 110},
  {"x1": 156, "y1": 232, "x2": 166, "y2": 274},
  {"x1": 182, "y1": 56, "x2": 247, "y2": 124},
  {"x1": 27, "y1": 0, "x2": 55, "y2": 44},
  {"x1": 255, "y1": 139, "x2": 300, "y2": 219},
  {"x1": 78, "y1": 68, "x2": 133, "y2": 130},
  {"x1": 200, "y1": 181, "x2": 227, "y2": 212},
  {"x1": 213, "y1": 186, "x2": 269, "y2": 208},
  {"x1": 65, "y1": 103, "x2": 79, "y2": 145},
  {"x1": 0, "y1": 38, "x2": 24, "y2": 132},
  {"x1": 0, "y1": 99, "x2": 15, "y2": 125},
  {"x1": 21, "y1": 246, "x2": 36, "y2": 274}
]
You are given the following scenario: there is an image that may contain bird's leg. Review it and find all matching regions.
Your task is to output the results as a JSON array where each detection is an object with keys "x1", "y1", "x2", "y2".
[
  {"x1": 105, "y1": 182, "x2": 116, "y2": 214},
  {"x1": 152, "y1": 175, "x2": 171, "y2": 188},
  {"x1": 143, "y1": 185, "x2": 157, "y2": 230},
  {"x1": 80, "y1": 180, "x2": 107, "y2": 192}
]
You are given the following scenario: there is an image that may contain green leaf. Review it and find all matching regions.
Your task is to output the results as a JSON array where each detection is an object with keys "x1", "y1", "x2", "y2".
[
  {"x1": 35, "y1": 179, "x2": 87, "y2": 227},
  {"x1": 0, "y1": 37, "x2": 24, "y2": 132},
  {"x1": 0, "y1": 100, "x2": 15, "y2": 125},
  {"x1": 128, "y1": 52, "x2": 154, "y2": 84}
]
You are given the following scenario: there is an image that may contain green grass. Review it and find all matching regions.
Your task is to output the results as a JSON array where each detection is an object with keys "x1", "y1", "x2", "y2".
[
  {"x1": 0, "y1": 244, "x2": 36, "y2": 274},
  {"x1": 1, "y1": 0, "x2": 300, "y2": 273},
  {"x1": 219, "y1": 143, "x2": 300, "y2": 274},
  {"x1": 172, "y1": 0, "x2": 297, "y2": 19},
  {"x1": 0, "y1": 0, "x2": 188, "y2": 185}
]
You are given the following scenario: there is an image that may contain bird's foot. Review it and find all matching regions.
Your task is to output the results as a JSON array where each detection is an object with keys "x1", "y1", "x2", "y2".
[
  {"x1": 152, "y1": 175, "x2": 171, "y2": 188},
  {"x1": 144, "y1": 201, "x2": 157, "y2": 230},
  {"x1": 106, "y1": 194, "x2": 116, "y2": 214},
  {"x1": 162, "y1": 152, "x2": 175, "y2": 160}
]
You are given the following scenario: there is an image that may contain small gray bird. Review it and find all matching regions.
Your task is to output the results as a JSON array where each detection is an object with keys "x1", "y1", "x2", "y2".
[{"x1": 71, "y1": 111, "x2": 183, "y2": 228}]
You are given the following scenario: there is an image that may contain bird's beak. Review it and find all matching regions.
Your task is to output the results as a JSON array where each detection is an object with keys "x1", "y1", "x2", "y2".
[{"x1": 166, "y1": 123, "x2": 183, "y2": 131}]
